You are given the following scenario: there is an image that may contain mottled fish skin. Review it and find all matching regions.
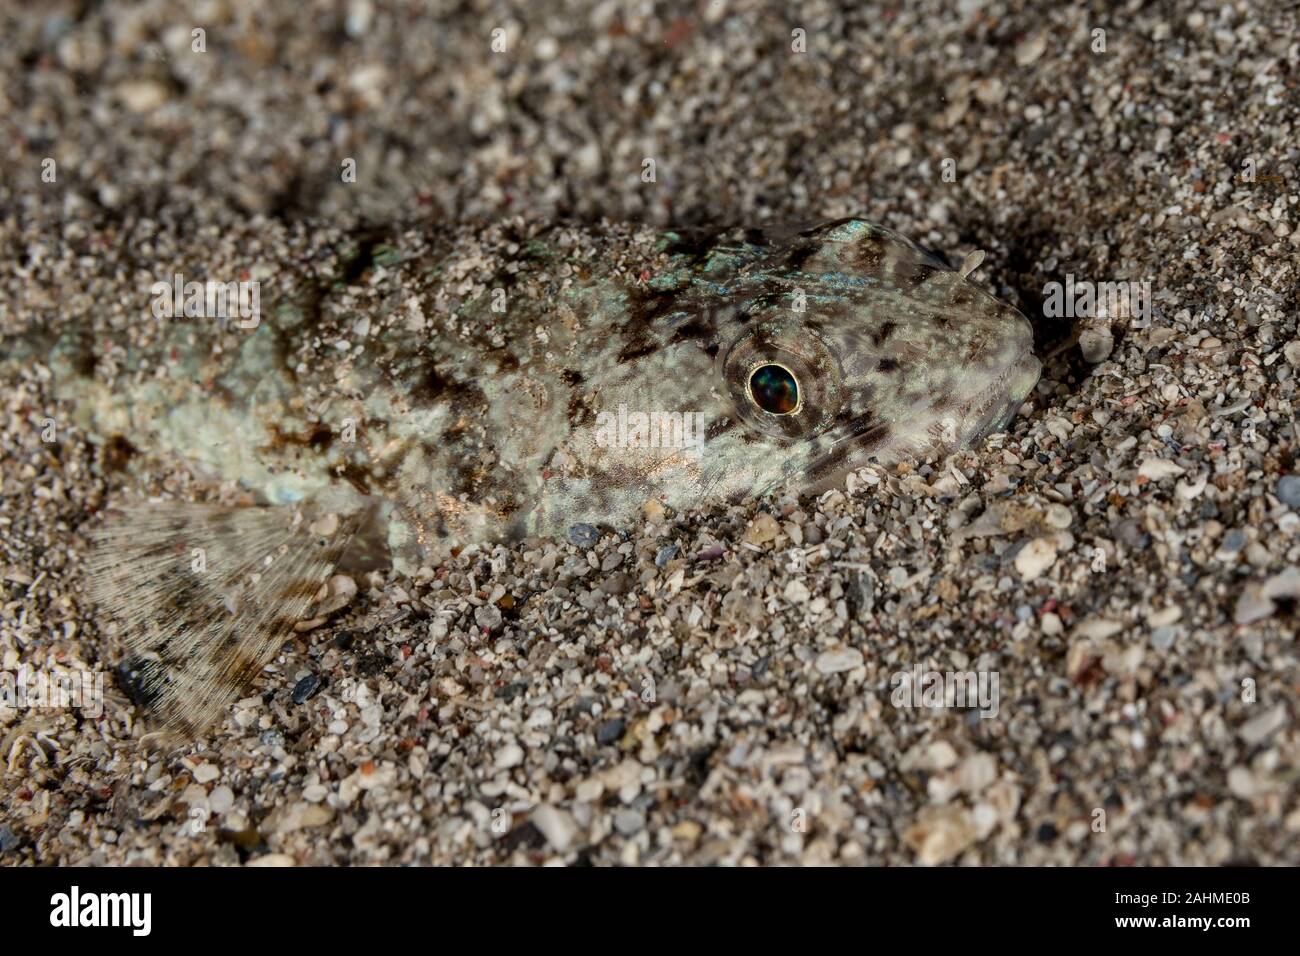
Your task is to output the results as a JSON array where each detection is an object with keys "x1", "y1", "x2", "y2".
[{"x1": 46, "y1": 217, "x2": 1039, "y2": 574}]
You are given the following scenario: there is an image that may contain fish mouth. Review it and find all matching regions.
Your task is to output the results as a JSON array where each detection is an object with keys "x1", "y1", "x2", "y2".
[{"x1": 967, "y1": 344, "x2": 1041, "y2": 441}]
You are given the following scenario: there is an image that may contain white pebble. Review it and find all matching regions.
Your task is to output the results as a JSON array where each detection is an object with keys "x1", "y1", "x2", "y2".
[
  {"x1": 495, "y1": 743, "x2": 525, "y2": 769},
  {"x1": 531, "y1": 805, "x2": 579, "y2": 852},
  {"x1": 783, "y1": 579, "x2": 811, "y2": 603},
  {"x1": 1015, "y1": 538, "x2": 1058, "y2": 580},
  {"x1": 208, "y1": 785, "x2": 234, "y2": 815},
  {"x1": 1139, "y1": 457, "x2": 1184, "y2": 480},
  {"x1": 815, "y1": 646, "x2": 863, "y2": 674}
]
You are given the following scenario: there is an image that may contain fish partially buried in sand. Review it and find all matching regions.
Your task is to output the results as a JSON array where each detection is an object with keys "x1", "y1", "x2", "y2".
[{"x1": 33, "y1": 217, "x2": 1039, "y2": 733}]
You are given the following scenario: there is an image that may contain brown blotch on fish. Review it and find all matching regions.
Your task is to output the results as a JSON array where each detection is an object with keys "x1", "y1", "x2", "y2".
[
  {"x1": 336, "y1": 462, "x2": 373, "y2": 494},
  {"x1": 849, "y1": 238, "x2": 887, "y2": 271},
  {"x1": 669, "y1": 320, "x2": 712, "y2": 344},
  {"x1": 618, "y1": 340, "x2": 658, "y2": 364},
  {"x1": 101, "y1": 434, "x2": 137, "y2": 472},
  {"x1": 225, "y1": 649, "x2": 269, "y2": 687},
  {"x1": 278, "y1": 578, "x2": 324, "y2": 602},
  {"x1": 407, "y1": 365, "x2": 452, "y2": 405},
  {"x1": 263, "y1": 422, "x2": 333, "y2": 453}
]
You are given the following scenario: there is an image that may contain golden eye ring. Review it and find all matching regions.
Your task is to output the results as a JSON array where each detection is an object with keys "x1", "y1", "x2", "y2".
[
  {"x1": 720, "y1": 319, "x2": 843, "y2": 441},
  {"x1": 746, "y1": 362, "x2": 801, "y2": 415}
]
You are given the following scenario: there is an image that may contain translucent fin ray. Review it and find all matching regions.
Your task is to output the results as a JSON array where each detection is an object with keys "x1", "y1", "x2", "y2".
[{"x1": 85, "y1": 502, "x2": 358, "y2": 736}]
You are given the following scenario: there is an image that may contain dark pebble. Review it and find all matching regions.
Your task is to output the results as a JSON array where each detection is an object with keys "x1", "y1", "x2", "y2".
[
  {"x1": 0, "y1": 826, "x2": 19, "y2": 854},
  {"x1": 291, "y1": 674, "x2": 322, "y2": 704},
  {"x1": 1036, "y1": 822, "x2": 1059, "y2": 843},
  {"x1": 114, "y1": 656, "x2": 161, "y2": 709},
  {"x1": 654, "y1": 544, "x2": 679, "y2": 567},
  {"x1": 596, "y1": 717, "x2": 626, "y2": 745},
  {"x1": 1024, "y1": 122, "x2": 1054, "y2": 147},
  {"x1": 1277, "y1": 474, "x2": 1300, "y2": 508},
  {"x1": 502, "y1": 820, "x2": 547, "y2": 853},
  {"x1": 686, "y1": 745, "x2": 715, "y2": 786},
  {"x1": 1220, "y1": 529, "x2": 1246, "y2": 553},
  {"x1": 217, "y1": 826, "x2": 266, "y2": 852},
  {"x1": 568, "y1": 523, "x2": 601, "y2": 548},
  {"x1": 496, "y1": 681, "x2": 527, "y2": 701},
  {"x1": 845, "y1": 574, "x2": 875, "y2": 617},
  {"x1": 355, "y1": 653, "x2": 389, "y2": 676}
]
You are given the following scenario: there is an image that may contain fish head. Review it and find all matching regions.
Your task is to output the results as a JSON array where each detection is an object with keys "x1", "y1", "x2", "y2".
[
  {"x1": 502, "y1": 218, "x2": 1041, "y2": 539},
  {"x1": 683, "y1": 218, "x2": 1041, "y2": 495}
]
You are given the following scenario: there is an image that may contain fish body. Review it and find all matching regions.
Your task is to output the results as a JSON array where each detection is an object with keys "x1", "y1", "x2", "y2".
[
  {"x1": 51, "y1": 216, "x2": 1038, "y2": 570},
  {"x1": 33, "y1": 216, "x2": 1039, "y2": 732}
]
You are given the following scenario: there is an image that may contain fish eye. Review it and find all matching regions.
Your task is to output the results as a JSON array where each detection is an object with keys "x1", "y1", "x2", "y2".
[
  {"x1": 721, "y1": 320, "x2": 843, "y2": 440},
  {"x1": 748, "y1": 363, "x2": 800, "y2": 415}
]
